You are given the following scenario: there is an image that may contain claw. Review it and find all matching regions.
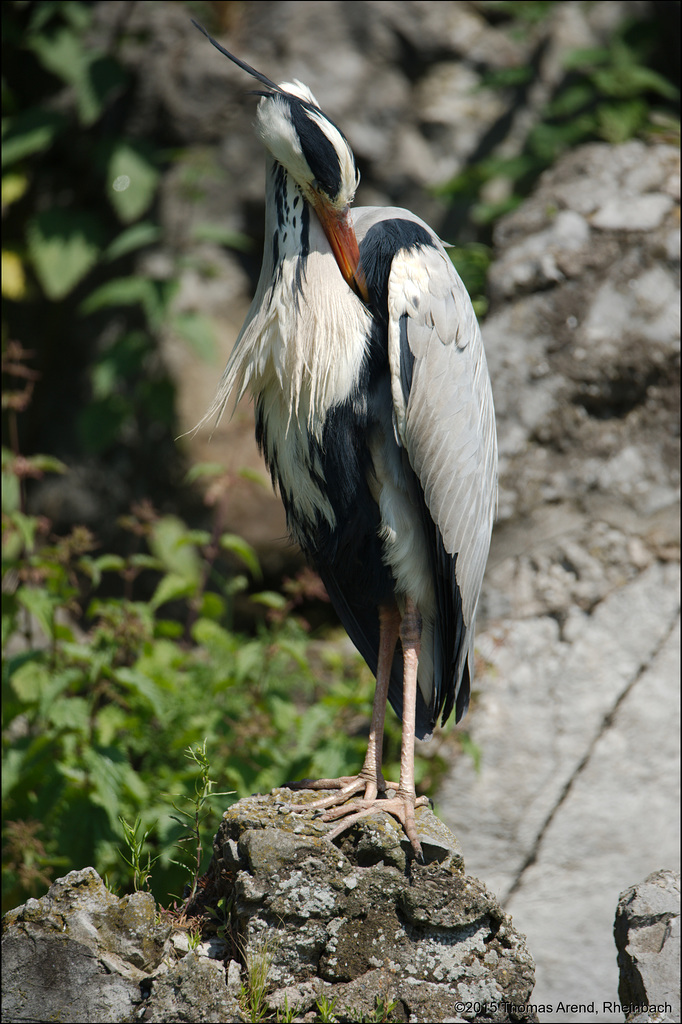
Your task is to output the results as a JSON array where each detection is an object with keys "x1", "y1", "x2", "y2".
[
  {"x1": 324, "y1": 791, "x2": 424, "y2": 859},
  {"x1": 278, "y1": 777, "x2": 426, "y2": 858}
]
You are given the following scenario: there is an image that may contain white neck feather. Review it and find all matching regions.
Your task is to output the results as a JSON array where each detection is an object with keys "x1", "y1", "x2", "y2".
[{"x1": 205, "y1": 158, "x2": 371, "y2": 437}]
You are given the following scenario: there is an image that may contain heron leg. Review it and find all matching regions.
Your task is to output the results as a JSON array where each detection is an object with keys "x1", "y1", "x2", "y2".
[
  {"x1": 323, "y1": 598, "x2": 426, "y2": 857},
  {"x1": 283, "y1": 604, "x2": 402, "y2": 808}
]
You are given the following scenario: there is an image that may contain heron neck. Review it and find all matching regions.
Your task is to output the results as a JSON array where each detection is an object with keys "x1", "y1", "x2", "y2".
[{"x1": 263, "y1": 156, "x2": 311, "y2": 279}]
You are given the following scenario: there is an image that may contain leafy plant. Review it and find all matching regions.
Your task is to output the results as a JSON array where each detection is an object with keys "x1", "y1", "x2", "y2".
[
  {"x1": 2, "y1": 0, "x2": 215, "y2": 487},
  {"x1": 440, "y1": 9, "x2": 680, "y2": 227},
  {"x1": 118, "y1": 815, "x2": 158, "y2": 893},
  {"x1": 276, "y1": 996, "x2": 300, "y2": 1023},
  {"x1": 168, "y1": 741, "x2": 232, "y2": 905},
  {"x1": 239, "y1": 936, "x2": 276, "y2": 1023},
  {"x1": 315, "y1": 995, "x2": 339, "y2": 1024}
]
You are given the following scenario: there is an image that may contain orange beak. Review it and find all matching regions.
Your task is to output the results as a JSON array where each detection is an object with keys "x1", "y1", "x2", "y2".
[{"x1": 312, "y1": 198, "x2": 369, "y2": 304}]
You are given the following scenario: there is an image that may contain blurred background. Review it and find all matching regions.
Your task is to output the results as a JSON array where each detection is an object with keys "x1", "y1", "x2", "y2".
[{"x1": 2, "y1": 1, "x2": 679, "y2": 1018}]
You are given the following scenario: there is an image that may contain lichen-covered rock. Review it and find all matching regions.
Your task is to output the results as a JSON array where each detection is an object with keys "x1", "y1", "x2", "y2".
[
  {"x1": 2, "y1": 804, "x2": 535, "y2": 1023},
  {"x1": 1, "y1": 867, "x2": 244, "y2": 1024},
  {"x1": 614, "y1": 869, "x2": 680, "y2": 1024},
  {"x1": 197, "y1": 790, "x2": 536, "y2": 1023},
  {"x1": 2, "y1": 866, "x2": 170, "y2": 1024},
  {"x1": 139, "y1": 950, "x2": 243, "y2": 1023}
]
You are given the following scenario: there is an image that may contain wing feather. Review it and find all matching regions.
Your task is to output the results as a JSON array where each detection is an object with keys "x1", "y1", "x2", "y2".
[
  {"x1": 352, "y1": 205, "x2": 496, "y2": 728},
  {"x1": 387, "y1": 231, "x2": 497, "y2": 720}
]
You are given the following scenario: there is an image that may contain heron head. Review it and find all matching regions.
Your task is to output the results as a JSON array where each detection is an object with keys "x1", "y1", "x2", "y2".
[
  {"x1": 256, "y1": 85, "x2": 368, "y2": 302},
  {"x1": 192, "y1": 20, "x2": 368, "y2": 302},
  {"x1": 255, "y1": 83, "x2": 359, "y2": 213}
]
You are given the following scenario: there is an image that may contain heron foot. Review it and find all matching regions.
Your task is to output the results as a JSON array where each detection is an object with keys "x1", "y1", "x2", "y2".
[
  {"x1": 324, "y1": 791, "x2": 428, "y2": 858},
  {"x1": 283, "y1": 774, "x2": 399, "y2": 811},
  {"x1": 280, "y1": 778, "x2": 428, "y2": 857}
]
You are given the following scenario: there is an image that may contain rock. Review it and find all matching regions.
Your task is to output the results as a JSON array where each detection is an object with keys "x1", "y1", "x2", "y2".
[
  {"x1": 192, "y1": 790, "x2": 537, "y2": 1022},
  {"x1": 140, "y1": 950, "x2": 243, "y2": 1024},
  {"x1": 1, "y1": 866, "x2": 171, "y2": 1024},
  {"x1": 2, "y1": 806, "x2": 536, "y2": 1024},
  {"x1": 1, "y1": 866, "x2": 244, "y2": 1024},
  {"x1": 440, "y1": 135, "x2": 680, "y2": 1021},
  {"x1": 614, "y1": 870, "x2": 680, "y2": 1024}
]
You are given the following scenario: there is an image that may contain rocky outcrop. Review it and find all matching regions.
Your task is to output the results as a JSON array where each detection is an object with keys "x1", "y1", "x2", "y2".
[
  {"x1": 201, "y1": 791, "x2": 536, "y2": 1022},
  {"x1": 614, "y1": 870, "x2": 680, "y2": 1024},
  {"x1": 439, "y1": 137, "x2": 680, "y2": 1016},
  {"x1": 2, "y1": 796, "x2": 537, "y2": 1024},
  {"x1": 1, "y1": 867, "x2": 179, "y2": 1024}
]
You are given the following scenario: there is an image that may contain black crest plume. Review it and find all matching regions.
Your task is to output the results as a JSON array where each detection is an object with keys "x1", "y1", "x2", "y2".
[{"x1": 191, "y1": 20, "x2": 284, "y2": 96}]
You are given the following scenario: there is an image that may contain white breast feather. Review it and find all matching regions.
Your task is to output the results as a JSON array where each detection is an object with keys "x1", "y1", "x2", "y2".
[{"x1": 202, "y1": 186, "x2": 371, "y2": 530}]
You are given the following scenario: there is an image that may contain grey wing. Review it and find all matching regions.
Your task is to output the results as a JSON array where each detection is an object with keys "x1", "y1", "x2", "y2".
[{"x1": 387, "y1": 239, "x2": 497, "y2": 721}]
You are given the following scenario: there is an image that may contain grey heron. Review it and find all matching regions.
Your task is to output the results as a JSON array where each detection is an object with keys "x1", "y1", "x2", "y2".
[{"x1": 194, "y1": 23, "x2": 497, "y2": 857}]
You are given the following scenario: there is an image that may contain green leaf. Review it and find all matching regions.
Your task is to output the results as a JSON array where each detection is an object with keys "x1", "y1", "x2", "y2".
[
  {"x1": 176, "y1": 530, "x2": 212, "y2": 548},
  {"x1": 2, "y1": 510, "x2": 39, "y2": 551},
  {"x1": 199, "y1": 592, "x2": 226, "y2": 621},
  {"x1": 47, "y1": 695, "x2": 90, "y2": 734},
  {"x1": 92, "y1": 554, "x2": 127, "y2": 573},
  {"x1": 545, "y1": 82, "x2": 595, "y2": 118},
  {"x1": 479, "y1": 66, "x2": 533, "y2": 90},
  {"x1": 1, "y1": 472, "x2": 21, "y2": 516},
  {"x1": 250, "y1": 591, "x2": 287, "y2": 610},
  {"x1": 114, "y1": 668, "x2": 168, "y2": 718},
  {"x1": 597, "y1": 100, "x2": 647, "y2": 144},
  {"x1": 107, "y1": 142, "x2": 160, "y2": 223},
  {"x1": 104, "y1": 222, "x2": 161, "y2": 262},
  {"x1": 149, "y1": 572, "x2": 197, "y2": 611},
  {"x1": 2, "y1": 747, "x2": 28, "y2": 802},
  {"x1": 78, "y1": 276, "x2": 159, "y2": 316},
  {"x1": 79, "y1": 553, "x2": 126, "y2": 587},
  {"x1": 593, "y1": 63, "x2": 680, "y2": 101},
  {"x1": 26, "y1": 454, "x2": 68, "y2": 475},
  {"x1": 238, "y1": 467, "x2": 270, "y2": 488},
  {"x1": 29, "y1": 25, "x2": 86, "y2": 85},
  {"x1": 81, "y1": 747, "x2": 131, "y2": 827},
  {"x1": 8, "y1": 658, "x2": 50, "y2": 705},
  {"x1": 190, "y1": 617, "x2": 235, "y2": 656},
  {"x1": 28, "y1": 26, "x2": 125, "y2": 126},
  {"x1": 83, "y1": 56, "x2": 128, "y2": 126},
  {"x1": 1, "y1": 109, "x2": 68, "y2": 167},
  {"x1": 149, "y1": 516, "x2": 203, "y2": 583},
  {"x1": 562, "y1": 44, "x2": 612, "y2": 70},
  {"x1": 16, "y1": 588, "x2": 56, "y2": 642},
  {"x1": 27, "y1": 208, "x2": 104, "y2": 299},
  {"x1": 220, "y1": 534, "x2": 262, "y2": 580},
  {"x1": 2, "y1": 174, "x2": 29, "y2": 207},
  {"x1": 184, "y1": 462, "x2": 227, "y2": 485},
  {"x1": 128, "y1": 554, "x2": 163, "y2": 571}
]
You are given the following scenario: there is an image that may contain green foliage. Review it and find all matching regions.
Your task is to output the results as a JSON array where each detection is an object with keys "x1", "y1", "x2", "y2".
[
  {"x1": 118, "y1": 815, "x2": 158, "y2": 893},
  {"x1": 239, "y1": 936, "x2": 276, "y2": 1023},
  {"x1": 1, "y1": 0, "x2": 221, "y2": 467},
  {"x1": 365, "y1": 996, "x2": 399, "y2": 1023},
  {"x1": 276, "y1": 996, "x2": 299, "y2": 1023},
  {"x1": 315, "y1": 996, "x2": 339, "y2": 1024},
  {"x1": 440, "y1": 11, "x2": 680, "y2": 228},
  {"x1": 447, "y1": 243, "x2": 493, "y2": 318},
  {"x1": 168, "y1": 741, "x2": 232, "y2": 904}
]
